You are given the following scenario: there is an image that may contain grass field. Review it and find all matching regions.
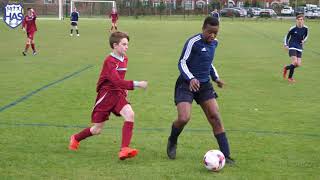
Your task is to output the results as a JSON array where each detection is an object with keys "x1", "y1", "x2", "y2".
[{"x1": 1, "y1": 17, "x2": 320, "y2": 179}]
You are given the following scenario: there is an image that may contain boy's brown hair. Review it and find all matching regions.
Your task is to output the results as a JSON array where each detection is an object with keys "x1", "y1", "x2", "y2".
[
  {"x1": 296, "y1": 14, "x2": 304, "y2": 19},
  {"x1": 109, "y1": 31, "x2": 130, "y2": 49}
]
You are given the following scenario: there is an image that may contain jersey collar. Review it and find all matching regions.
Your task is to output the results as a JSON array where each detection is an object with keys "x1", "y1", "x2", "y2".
[{"x1": 110, "y1": 52, "x2": 124, "y2": 62}]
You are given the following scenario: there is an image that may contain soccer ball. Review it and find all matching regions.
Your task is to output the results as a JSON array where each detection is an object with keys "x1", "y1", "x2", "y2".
[{"x1": 203, "y1": 149, "x2": 225, "y2": 172}]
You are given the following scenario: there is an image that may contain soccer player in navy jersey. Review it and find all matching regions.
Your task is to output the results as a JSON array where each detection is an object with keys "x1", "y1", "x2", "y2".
[
  {"x1": 70, "y1": 7, "x2": 80, "y2": 37},
  {"x1": 283, "y1": 14, "x2": 308, "y2": 83},
  {"x1": 22, "y1": 8, "x2": 37, "y2": 56},
  {"x1": 166, "y1": 16, "x2": 234, "y2": 164},
  {"x1": 210, "y1": 9, "x2": 220, "y2": 21},
  {"x1": 69, "y1": 32, "x2": 148, "y2": 160}
]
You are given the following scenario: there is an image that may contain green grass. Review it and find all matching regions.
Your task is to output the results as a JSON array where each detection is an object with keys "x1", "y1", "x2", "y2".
[{"x1": 0, "y1": 17, "x2": 320, "y2": 179}]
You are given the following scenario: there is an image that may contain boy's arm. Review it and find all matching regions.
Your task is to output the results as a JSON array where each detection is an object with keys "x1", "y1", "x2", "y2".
[
  {"x1": 31, "y1": 9, "x2": 37, "y2": 19},
  {"x1": 104, "y1": 60, "x2": 134, "y2": 90},
  {"x1": 178, "y1": 41, "x2": 195, "y2": 81},
  {"x1": 210, "y1": 65, "x2": 224, "y2": 88},
  {"x1": 210, "y1": 64, "x2": 219, "y2": 82},
  {"x1": 302, "y1": 27, "x2": 308, "y2": 44},
  {"x1": 284, "y1": 28, "x2": 292, "y2": 47},
  {"x1": 104, "y1": 60, "x2": 147, "y2": 90},
  {"x1": 22, "y1": 16, "x2": 26, "y2": 29}
]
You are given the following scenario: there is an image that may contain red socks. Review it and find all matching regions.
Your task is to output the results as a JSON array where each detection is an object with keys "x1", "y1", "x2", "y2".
[
  {"x1": 74, "y1": 127, "x2": 93, "y2": 142},
  {"x1": 121, "y1": 121, "x2": 134, "y2": 148},
  {"x1": 31, "y1": 43, "x2": 35, "y2": 51},
  {"x1": 73, "y1": 121, "x2": 134, "y2": 147}
]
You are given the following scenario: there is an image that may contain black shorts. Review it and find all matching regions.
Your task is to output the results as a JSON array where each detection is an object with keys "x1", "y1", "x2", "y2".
[
  {"x1": 289, "y1": 49, "x2": 302, "y2": 58},
  {"x1": 174, "y1": 76, "x2": 218, "y2": 105},
  {"x1": 71, "y1": 22, "x2": 78, "y2": 26}
]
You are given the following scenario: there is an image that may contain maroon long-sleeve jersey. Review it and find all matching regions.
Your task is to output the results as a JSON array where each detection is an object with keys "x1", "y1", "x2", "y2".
[
  {"x1": 96, "y1": 54, "x2": 134, "y2": 92},
  {"x1": 22, "y1": 12, "x2": 37, "y2": 33}
]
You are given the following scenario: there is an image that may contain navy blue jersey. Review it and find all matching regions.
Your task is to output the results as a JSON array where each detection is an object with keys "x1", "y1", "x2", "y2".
[
  {"x1": 211, "y1": 12, "x2": 220, "y2": 21},
  {"x1": 284, "y1": 25, "x2": 308, "y2": 52},
  {"x1": 178, "y1": 33, "x2": 219, "y2": 83},
  {"x1": 70, "y1": 11, "x2": 79, "y2": 22}
]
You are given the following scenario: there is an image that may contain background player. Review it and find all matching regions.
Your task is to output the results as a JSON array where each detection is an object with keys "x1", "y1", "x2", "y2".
[
  {"x1": 69, "y1": 32, "x2": 148, "y2": 160},
  {"x1": 70, "y1": 7, "x2": 80, "y2": 37},
  {"x1": 109, "y1": 7, "x2": 118, "y2": 32},
  {"x1": 283, "y1": 15, "x2": 308, "y2": 83},
  {"x1": 166, "y1": 17, "x2": 234, "y2": 164},
  {"x1": 210, "y1": 9, "x2": 220, "y2": 21},
  {"x1": 22, "y1": 8, "x2": 37, "y2": 56}
]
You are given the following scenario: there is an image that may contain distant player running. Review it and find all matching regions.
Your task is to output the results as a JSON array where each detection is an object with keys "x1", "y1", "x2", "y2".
[
  {"x1": 109, "y1": 7, "x2": 118, "y2": 32},
  {"x1": 22, "y1": 8, "x2": 37, "y2": 56},
  {"x1": 69, "y1": 32, "x2": 148, "y2": 160},
  {"x1": 70, "y1": 7, "x2": 80, "y2": 37},
  {"x1": 283, "y1": 15, "x2": 308, "y2": 83}
]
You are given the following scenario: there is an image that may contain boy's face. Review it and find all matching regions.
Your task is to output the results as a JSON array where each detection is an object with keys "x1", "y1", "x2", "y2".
[
  {"x1": 202, "y1": 25, "x2": 219, "y2": 43},
  {"x1": 296, "y1": 17, "x2": 304, "y2": 27},
  {"x1": 113, "y1": 38, "x2": 129, "y2": 56},
  {"x1": 27, "y1": 9, "x2": 32, "y2": 16}
]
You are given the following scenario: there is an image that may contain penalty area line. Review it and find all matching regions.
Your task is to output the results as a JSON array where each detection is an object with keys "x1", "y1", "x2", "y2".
[{"x1": 0, "y1": 65, "x2": 93, "y2": 113}]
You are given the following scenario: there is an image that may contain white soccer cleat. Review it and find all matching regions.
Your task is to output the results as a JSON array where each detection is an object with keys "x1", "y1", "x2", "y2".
[
  {"x1": 77, "y1": 34, "x2": 80, "y2": 37},
  {"x1": 70, "y1": 34, "x2": 73, "y2": 36}
]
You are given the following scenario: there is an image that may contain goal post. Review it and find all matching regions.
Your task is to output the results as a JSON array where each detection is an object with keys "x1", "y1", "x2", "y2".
[{"x1": 70, "y1": 0, "x2": 116, "y2": 18}]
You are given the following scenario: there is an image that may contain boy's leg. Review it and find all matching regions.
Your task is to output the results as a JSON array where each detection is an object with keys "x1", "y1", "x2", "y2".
[
  {"x1": 288, "y1": 56, "x2": 298, "y2": 81},
  {"x1": 167, "y1": 102, "x2": 191, "y2": 159},
  {"x1": 76, "y1": 26, "x2": 79, "y2": 36},
  {"x1": 31, "y1": 38, "x2": 36, "y2": 55},
  {"x1": 23, "y1": 38, "x2": 31, "y2": 55},
  {"x1": 118, "y1": 104, "x2": 138, "y2": 160},
  {"x1": 69, "y1": 122, "x2": 105, "y2": 151},
  {"x1": 70, "y1": 25, "x2": 74, "y2": 36},
  {"x1": 110, "y1": 23, "x2": 114, "y2": 31},
  {"x1": 200, "y1": 98, "x2": 234, "y2": 164},
  {"x1": 114, "y1": 23, "x2": 118, "y2": 30}
]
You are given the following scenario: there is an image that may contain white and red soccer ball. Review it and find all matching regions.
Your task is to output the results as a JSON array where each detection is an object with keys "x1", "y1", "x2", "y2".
[{"x1": 203, "y1": 149, "x2": 225, "y2": 172}]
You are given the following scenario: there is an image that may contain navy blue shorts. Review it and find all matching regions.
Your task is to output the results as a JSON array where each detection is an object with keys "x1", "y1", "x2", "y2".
[
  {"x1": 71, "y1": 22, "x2": 78, "y2": 26},
  {"x1": 289, "y1": 49, "x2": 302, "y2": 58},
  {"x1": 174, "y1": 77, "x2": 218, "y2": 105}
]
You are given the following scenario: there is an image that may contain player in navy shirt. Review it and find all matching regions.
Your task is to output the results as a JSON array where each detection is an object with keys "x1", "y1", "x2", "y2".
[
  {"x1": 70, "y1": 7, "x2": 80, "y2": 36},
  {"x1": 282, "y1": 15, "x2": 308, "y2": 82},
  {"x1": 166, "y1": 17, "x2": 234, "y2": 164},
  {"x1": 210, "y1": 9, "x2": 220, "y2": 21}
]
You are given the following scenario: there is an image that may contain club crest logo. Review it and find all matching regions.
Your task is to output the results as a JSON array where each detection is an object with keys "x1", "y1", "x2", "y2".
[{"x1": 3, "y1": 3, "x2": 24, "y2": 28}]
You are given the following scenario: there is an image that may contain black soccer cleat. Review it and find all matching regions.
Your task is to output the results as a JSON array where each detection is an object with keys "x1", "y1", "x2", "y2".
[
  {"x1": 22, "y1": 51, "x2": 26, "y2": 56},
  {"x1": 225, "y1": 156, "x2": 235, "y2": 165},
  {"x1": 167, "y1": 138, "x2": 177, "y2": 159}
]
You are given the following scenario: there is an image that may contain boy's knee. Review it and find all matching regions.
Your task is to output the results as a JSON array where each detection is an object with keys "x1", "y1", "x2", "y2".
[
  {"x1": 124, "y1": 111, "x2": 135, "y2": 122},
  {"x1": 178, "y1": 114, "x2": 190, "y2": 124},
  {"x1": 90, "y1": 126, "x2": 103, "y2": 135}
]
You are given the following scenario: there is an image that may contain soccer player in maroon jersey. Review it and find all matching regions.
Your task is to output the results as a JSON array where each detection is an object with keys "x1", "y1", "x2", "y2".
[
  {"x1": 22, "y1": 8, "x2": 37, "y2": 56},
  {"x1": 109, "y1": 7, "x2": 118, "y2": 32},
  {"x1": 69, "y1": 31, "x2": 148, "y2": 160}
]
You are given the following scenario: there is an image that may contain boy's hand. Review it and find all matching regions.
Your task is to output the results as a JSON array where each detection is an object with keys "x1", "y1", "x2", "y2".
[
  {"x1": 284, "y1": 45, "x2": 289, "y2": 51},
  {"x1": 189, "y1": 78, "x2": 200, "y2": 92},
  {"x1": 215, "y1": 79, "x2": 225, "y2": 88},
  {"x1": 137, "y1": 81, "x2": 148, "y2": 89}
]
